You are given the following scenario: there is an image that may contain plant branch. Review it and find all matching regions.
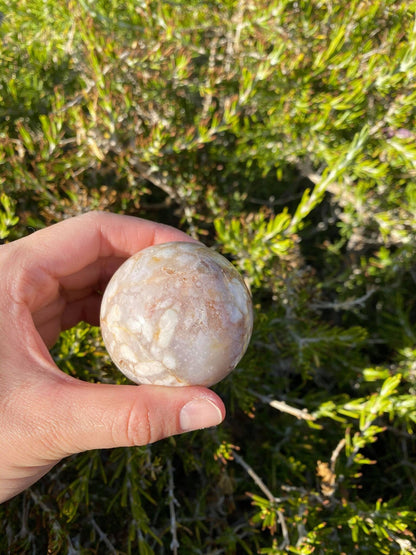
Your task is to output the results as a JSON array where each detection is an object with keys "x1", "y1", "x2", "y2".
[
  {"x1": 310, "y1": 288, "x2": 377, "y2": 312},
  {"x1": 330, "y1": 438, "x2": 347, "y2": 473},
  {"x1": 231, "y1": 449, "x2": 290, "y2": 547},
  {"x1": 90, "y1": 516, "x2": 118, "y2": 554},
  {"x1": 167, "y1": 459, "x2": 180, "y2": 555},
  {"x1": 251, "y1": 390, "x2": 316, "y2": 421}
]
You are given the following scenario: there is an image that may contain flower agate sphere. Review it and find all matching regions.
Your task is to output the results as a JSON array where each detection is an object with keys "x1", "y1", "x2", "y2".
[{"x1": 100, "y1": 242, "x2": 253, "y2": 387}]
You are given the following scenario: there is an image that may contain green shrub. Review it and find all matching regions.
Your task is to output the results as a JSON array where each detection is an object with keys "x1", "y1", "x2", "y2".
[{"x1": 1, "y1": 0, "x2": 416, "y2": 552}]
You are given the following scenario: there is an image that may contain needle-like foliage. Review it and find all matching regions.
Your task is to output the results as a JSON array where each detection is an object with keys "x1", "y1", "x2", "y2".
[{"x1": 2, "y1": 0, "x2": 416, "y2": 552}]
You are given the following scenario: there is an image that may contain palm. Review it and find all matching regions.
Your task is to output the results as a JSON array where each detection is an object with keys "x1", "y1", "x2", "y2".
[{"x1": 31, "y1": 257, "x2": 121, "y2": 348}]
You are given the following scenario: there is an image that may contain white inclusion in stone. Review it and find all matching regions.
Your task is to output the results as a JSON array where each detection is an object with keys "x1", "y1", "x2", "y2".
[
  {"x1": 126, "y1": 318, "x2": 143, "y2": 334},
  {"x1": 119, "y1": 343, "x2": 138, "y2": 363},
  {"x1": 128, "y1": 314, "x2": 153, "y2": 343},
  {"x1": 194, "y1": 329, "x2": 216, "y2": 360},
  {"x1": 163, "y1": 353, "x2": 177, "y2": 370},
  {"x1": 177, "y1": 253, "x2": 196, "y2": 266},
  {"x1": 153, "y1": 249, "x2": 171, "y2": 260},
  {"x1": 228, "y1": 303, "x2": 243, "y2": 323},
  {"x1": 140, "y1": 372, "x2": 181, "y2": 386},
  {"x1": 157, "y1": 308, "x2": 179, "y2": 349},
  {"x1": 187, "y1": 304, "x2": 207, "y2": 330},
  {"x1": 158, "y1": 297, "x2": 175, "y2": 310},
  {"x1": 197, "y1": 304, "x2": 209, "y2": 327},
  {"x1": 103, "y1": 278, "x2": 119, "y2": 303},
  {"x1": 228, "y1": 278, "x2": 248, "y2": 314},
  {"x1": 164, "y1": 374, "x2": 183, "y2": 386},
  {"x1": 111, "y1": 327, "x2": 124, "y2": 344},
  {"x1": 136, "y1": 361, "x2": 166, "y2": 376},
  {"x1": 106, "y1": 303, "x2": 121, "y2": 325}
]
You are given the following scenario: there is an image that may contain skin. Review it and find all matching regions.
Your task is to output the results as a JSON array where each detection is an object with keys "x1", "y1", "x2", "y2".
[{"x1": 0, "y1": 211, "x2": 225, "y2": 503}]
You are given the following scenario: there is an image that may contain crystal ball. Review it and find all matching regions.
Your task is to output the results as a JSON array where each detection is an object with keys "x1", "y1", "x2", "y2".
[{"x1": 100, "y1": 242, "x2": 253, "y2": 387}]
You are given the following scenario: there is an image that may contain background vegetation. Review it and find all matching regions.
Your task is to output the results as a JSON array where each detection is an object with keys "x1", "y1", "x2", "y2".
[{"x1": 1, "y1": 0, "x2": 416, "y2": 552}]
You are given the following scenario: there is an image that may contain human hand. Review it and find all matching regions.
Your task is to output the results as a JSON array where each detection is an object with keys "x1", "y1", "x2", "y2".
[{"x1": 0, "y1": 212, "x2": 225, "y2": 503}]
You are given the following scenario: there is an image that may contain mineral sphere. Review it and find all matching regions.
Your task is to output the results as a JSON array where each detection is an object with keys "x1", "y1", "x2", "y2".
[{"x1": 100, "y1": 241, "x2": 253, "y2": 387}]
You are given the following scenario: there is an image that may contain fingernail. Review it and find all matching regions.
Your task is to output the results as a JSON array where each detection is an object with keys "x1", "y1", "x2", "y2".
[{"x1": 180, "y1": 398, "x2": 223, "y2": 432}]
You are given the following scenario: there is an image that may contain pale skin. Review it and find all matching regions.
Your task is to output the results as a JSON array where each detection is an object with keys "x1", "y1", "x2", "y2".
[{"x1": 0, "y1": 211, "x2": 225, "y2": 503}]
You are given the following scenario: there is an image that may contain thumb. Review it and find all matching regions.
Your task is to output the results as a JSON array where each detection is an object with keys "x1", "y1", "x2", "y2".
[{"x1": 45, "y1": 378, "x2": 225, "y2": 457}]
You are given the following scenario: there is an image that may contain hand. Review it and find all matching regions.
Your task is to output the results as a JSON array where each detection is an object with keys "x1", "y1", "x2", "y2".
[{"x1": 0, "y1": 211, "x2": 225, "y2": 503}]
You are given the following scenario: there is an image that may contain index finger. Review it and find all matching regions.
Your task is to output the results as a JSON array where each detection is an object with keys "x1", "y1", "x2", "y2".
[
  {"x1": 26, "y1": 211, "x2": 195, "y2": 276},
  {"x1": 2, "y1": 211, "x2": 196, "y2": 309}
]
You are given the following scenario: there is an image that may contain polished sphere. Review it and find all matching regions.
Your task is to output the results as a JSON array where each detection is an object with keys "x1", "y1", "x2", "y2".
[{"x1": 100, "y1": 242, "x2": 253, "y2": 386}]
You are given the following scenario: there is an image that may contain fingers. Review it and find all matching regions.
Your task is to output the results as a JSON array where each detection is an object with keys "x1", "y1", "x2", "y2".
[
  {"x1": 34, "y1": 378, "x2": 225, "y2": 458},
  {"x1": 0, "y1": 375, "x2": 225, "y2": 501},
  {"x1": 2, "y1": 212, "x2": 197, "y2": 311},
  {"x1": 19, "y1": 211, "x2": 196, "y2": 279}
]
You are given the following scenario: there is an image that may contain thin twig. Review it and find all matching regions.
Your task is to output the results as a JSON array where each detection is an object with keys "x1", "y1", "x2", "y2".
[
  {"x1": 231, "y1": 449, "x2": 276, "y2": 503},
  {"x1": 128, "y1": 157, "x2": 178, "y2": 200},
  {"x1": 167, "y1": 459, "x2": 180, "y2": 555},
  {"x1": 269, "y1": 399, "x2": 316, "y2": 421},
  {"x1": 231, "y1": 0, "x2": 245, "y2": 54},
  {"x1": 390, "y1": 534, "x2": 416, "y2": 555},
  {"x1": 277, "y1": 510, "x2": 290, "y2": 549},
  {"x1": 231, "y1": 450, "x2": 290, "y2": 547},
  {"x1": 29, "y1": 490, "x2": 77, "y2": 553},
  {"x1": 90, "y1": 516, "x2": 118, "y2": 554},
  {"x1": 250, "y1": 390, "x2": 316, "y2": 421},
  {"x1": 330, "y1": 438, "x2": 346, "y2": 473},
  {"x1": 201, "y1": 36, "x2": 219, "y2": 119},
  {"x1": 310, "y1": 288, "x2": 377, "y2": 312},
  {"x1": 126, "y1": 452, "x2": 140, "y2": 545},
  {"x1": 56, "y1": 50, "x2": 130, "y2": 114},
  {"x1": 295, "y1": 504, "x2": 308, "y2": 548}
]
